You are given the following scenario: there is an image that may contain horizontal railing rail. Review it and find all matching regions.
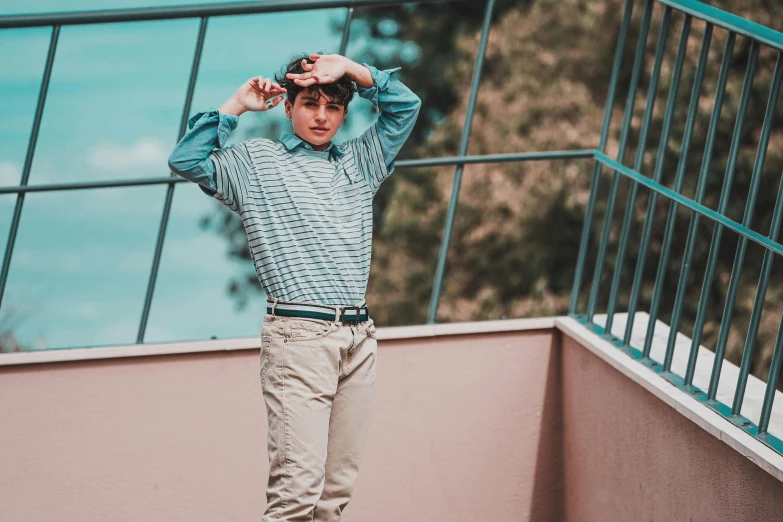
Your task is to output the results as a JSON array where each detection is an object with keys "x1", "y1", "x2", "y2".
[{"x1": 0, "y1": 150, "x2": 596, "y2": 194}]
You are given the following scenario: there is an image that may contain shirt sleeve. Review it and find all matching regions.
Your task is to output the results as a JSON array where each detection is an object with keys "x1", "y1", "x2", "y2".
[
  {"x1": 353, "y1": 65, "x2": 421, "y2": 194},
  {"x1": 167, "y1": 109, "x2": 252, "y2": 213}
]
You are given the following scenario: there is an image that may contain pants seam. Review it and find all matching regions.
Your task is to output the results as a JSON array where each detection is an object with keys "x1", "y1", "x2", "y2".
[{"x1": 281, "y1": 338, "x2": 290, "y2": 510}]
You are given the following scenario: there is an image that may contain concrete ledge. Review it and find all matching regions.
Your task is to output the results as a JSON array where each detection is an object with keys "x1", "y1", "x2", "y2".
[
  {"x1": 0, "y1": 317, "x2": 556, "y2": 366},
  {"x1": 556, "y1": 315, "x2": 783, "y2": 484}
]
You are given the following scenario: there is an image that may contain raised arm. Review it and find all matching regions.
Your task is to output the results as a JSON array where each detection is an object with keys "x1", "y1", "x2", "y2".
[
  {"x1": 167, "y1": 77, "x2": 286, "y2": 209},
  {"x1": 355, "y1": 64, "x2": 421, "y2": 173}
]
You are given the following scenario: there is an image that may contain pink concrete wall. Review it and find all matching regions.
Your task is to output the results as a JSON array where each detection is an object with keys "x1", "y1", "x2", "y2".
[
  {"x1": 0, "y1": 329, "x2": 560, "y2": 521},
  {"x1": 561, "y1": 335, "x2": 783, "y2": 522}
]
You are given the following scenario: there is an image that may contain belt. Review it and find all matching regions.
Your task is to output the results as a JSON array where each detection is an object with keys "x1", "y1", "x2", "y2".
[{"x1": 266, "y1": 297, "x2": 370, "y2": 325}]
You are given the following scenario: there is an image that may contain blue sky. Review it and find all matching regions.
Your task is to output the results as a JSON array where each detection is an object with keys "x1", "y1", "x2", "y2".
[{"x1": 0, "y1": 0, "x2": 388, "y2": 349}]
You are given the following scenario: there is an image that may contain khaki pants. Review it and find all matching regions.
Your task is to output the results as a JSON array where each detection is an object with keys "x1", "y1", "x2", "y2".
[{"x1": 260, "y1": 313, "x2": 378, "y2": 522}]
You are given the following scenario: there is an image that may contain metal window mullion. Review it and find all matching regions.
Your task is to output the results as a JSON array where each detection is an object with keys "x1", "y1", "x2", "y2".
[
  {"x1": 0, "y1": 25, "x2": 60, "y2": 312},
  {"x1": 605, "y1": 5, "x2": 673, "y2": 334},
  {"x1": 338, "y1": 7, "x2": 353, "y2": 55},
  {"x1": 726, "y1": 52, "x2": 783, "y2": 414},
  {"x1": 626, "y1": 16, "x2": 701, "y2": 347},
  {"x1": 426, "y1": 0, "x2": 495, "y2": 324},
  {"x1": 570, "y1": 0, "x2": 635, "y2": 314},
  {"x1": 137, "y1": 16, "x2": 209, "y2": 343},
  {"x1": 697, "y1": 40, "x2": 760, "y2": 399},
  {"x1": 0, "y1": 149, "x2": 598, "y2": 196},
  {"x1": 586, "y1": 0, "x2": 655, "y2": 322}
]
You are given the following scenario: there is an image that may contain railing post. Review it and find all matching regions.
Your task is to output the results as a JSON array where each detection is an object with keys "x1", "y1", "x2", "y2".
[
  {"x1": 426, "y1": 0, "x2": 495, "y2": 324},
  {"x1": 136, "y1": 17, "x2": 209, "y2": 343}
]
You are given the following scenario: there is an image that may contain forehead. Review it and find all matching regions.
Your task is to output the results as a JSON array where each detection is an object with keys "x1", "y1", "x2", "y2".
[{"x1": 298, "y1": 87, "x2": 340, "y2": 105}]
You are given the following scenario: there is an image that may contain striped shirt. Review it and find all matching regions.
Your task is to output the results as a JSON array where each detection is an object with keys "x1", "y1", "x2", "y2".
[{"x1": 168, "y1": 64, "x2": 421, "y2": 306}]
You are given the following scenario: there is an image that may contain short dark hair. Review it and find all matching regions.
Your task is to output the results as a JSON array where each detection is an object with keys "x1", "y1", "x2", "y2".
[{"x1": 275, "y1": 53, "x2": 356, "y2": 107}]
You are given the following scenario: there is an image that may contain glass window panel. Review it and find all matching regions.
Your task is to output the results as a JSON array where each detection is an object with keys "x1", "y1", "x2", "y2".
[
  {"x1": 438, "y1": 161, "x2": 593, "y2": 323},
  {"x1": 147, "y1": 9, "x2": 345, "y2": 343},
  {"x1": 26, "y1": 19, "x2": 197, "y2": 186},
  {"x1": 1, "y1": 187, "x2": 166, "y2": 350},
  {"x1": 0, "y1": 27, "x2": 51, "y2": 188},
  {"x1": 344, "y1": 2, "x2": 487, "y2": 159}
]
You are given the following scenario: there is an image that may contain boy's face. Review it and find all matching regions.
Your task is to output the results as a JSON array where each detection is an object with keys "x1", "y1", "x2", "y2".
[{"x1": 285, "y1": 87, "x2": 348, "y2": 150}]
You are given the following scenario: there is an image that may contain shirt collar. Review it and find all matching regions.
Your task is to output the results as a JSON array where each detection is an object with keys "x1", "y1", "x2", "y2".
[{"x1": 280, "y1": 132, "x2": 345, "y2": 159}]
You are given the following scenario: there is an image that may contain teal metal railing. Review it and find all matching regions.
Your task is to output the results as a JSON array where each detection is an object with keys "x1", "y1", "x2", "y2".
[
  {"x1": 569, "y1": 0, "x2": 783, "y2": 457},
  {"x1": 1, "y1": 0, "x2": 783, "y2": 456}
]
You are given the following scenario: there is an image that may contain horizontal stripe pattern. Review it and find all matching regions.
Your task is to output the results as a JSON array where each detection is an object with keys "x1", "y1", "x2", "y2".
[{"x1": 208, "y1": 125, "x2": 388, "y2": 306}]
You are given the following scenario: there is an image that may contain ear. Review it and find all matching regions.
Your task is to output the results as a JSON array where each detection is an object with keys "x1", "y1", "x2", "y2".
[
  {"x1": 342, "y1": 107, "x2": 349, "y2": 122},
  {"x1": 284, "y1": 99, "x2": 293, "y2": 119}
]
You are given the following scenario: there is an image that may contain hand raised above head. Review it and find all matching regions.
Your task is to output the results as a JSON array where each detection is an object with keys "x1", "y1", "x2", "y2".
[
  {"x1": 230, "y1": 76, "x2": 288, "y2": 113},
  {"x1": 285, "y1": 54, "x2": 350, "y2": 87}
]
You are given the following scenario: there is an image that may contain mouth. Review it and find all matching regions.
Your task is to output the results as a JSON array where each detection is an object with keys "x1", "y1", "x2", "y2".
[{"x1": 310, "y1": 127, "x2": 329, "y2": 134}]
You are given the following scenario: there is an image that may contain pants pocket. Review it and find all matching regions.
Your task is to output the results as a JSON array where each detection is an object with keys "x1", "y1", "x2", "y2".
[{"x1": 284, "y1": 318, "x2": 335, "y2": 343}]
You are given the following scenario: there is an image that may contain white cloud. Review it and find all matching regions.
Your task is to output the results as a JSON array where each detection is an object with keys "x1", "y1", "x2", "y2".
[
  {"x1": 87, "y1": 137, "x2": 169, "y2": 171},
  {"x1": 0, "y1": 162, "x2": 21, "y2": 186}
]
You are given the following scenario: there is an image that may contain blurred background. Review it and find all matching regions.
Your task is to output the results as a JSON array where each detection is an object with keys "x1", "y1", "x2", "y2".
[{"x1": 3, "y1": 0, "x2": 783, "y2": 397}]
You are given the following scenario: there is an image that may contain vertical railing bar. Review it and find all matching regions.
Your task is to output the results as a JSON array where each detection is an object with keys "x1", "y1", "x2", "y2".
[
  {"x1": 626, "y1": 16, "x2": 701, "y2": 346},
  {"x1": 759, "y1": 305, "x2": 783, "y2": 433},
  {"x1": 699, "y1": 40, "x2": 760, "y2": 397},
  {"x1": 0, "y1": 25, "x2": 60, "y2": 312},
  {"x1": 659, "y1": 31, "x2": 735, "y2": 366},
  {"x1": 738, "y1": 172, "x2": 783, "y2": 424},
  {"x1": 427, "y1": 0, "x2": 495, "y2": 324},
  {"x1": 726, "y1": 52, "x2": 783, "y2": 414},
  {"x1": 338, "y1": 7, "x2": 353, "y2": 55},
  {"x1": 605, "y1": 5, "x2": 673, "y2": 334},
  {"x1": 137, "y1": 16, "x2": 209, "y2": 343},
  {"x1": 586, "y1": 0, "x2": 655, "y2": 322},
  {"x1": 570, "y1": 0, "x2": 636, "y2": 314},
  {"x1": 757, "y1": 218, "x2": 783, "y2": 434}
]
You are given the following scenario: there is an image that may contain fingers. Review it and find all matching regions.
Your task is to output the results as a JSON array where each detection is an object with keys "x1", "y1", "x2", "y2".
[
  {"x1": 294, "y1": 77, "x2": 318, "y2": 87},
  {"x1": 301, "y1": 59, "x2": 314, "y2": 71},
  {"x1": 265, "y1": 94, "x2": 285, "y2": 109},
  {"x1": 309, "y1": 54, "x2": 321, "y2": 61}
]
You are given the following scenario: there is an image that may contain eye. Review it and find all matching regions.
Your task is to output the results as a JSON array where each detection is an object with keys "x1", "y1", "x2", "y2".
[
  {"x1": 327, "y1": 105, "x2": 341, "y2": 111},
  {"x1": 305, "y1": 101, "x2": 318, "y2": 107}
]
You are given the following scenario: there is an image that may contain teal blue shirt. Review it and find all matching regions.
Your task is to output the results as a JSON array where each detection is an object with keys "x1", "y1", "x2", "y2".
[{"x1": 168, "y1": 65, "x2": 421, "y2": 306}]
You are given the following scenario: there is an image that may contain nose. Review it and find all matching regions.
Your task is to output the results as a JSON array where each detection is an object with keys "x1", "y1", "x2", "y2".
[{"x1": 315, "y1": 105, "x2": 327, "y2": 123}]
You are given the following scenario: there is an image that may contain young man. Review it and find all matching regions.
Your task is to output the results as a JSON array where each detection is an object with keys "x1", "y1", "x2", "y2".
[{"x1": 168, "y1": 53, "x2": 420, "y2": 521}]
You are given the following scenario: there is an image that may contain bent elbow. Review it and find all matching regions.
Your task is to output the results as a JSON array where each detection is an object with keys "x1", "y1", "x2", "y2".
[{"x1": 168, "y1": 149, "x2": 196, "y2": 177}]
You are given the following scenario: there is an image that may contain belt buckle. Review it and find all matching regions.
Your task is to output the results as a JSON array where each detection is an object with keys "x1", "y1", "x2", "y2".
[{"x1": 340, "y1": 306, "x2": 362, "y2": 325}]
